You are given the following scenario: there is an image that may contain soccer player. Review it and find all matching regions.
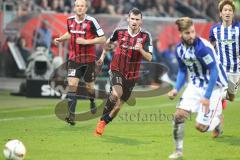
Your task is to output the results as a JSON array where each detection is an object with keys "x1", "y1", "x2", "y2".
[
  {"x1": 209, "y1": 0, "x2": 240, "y2": 104},
  {"x1": 167, "y1": 17, "x2": 228, "y2": 159},
  {"x1": 54, "y1": 0, "x2": 106, "y2": 125},
  {"x1": 94, "y1": 8, "x2": 153, "y2": 136}
]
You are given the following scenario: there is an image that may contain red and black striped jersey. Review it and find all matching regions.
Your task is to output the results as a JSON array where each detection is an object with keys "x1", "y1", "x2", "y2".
[
  {"x1": 109, "y1": 26, "x2": 153, "y2": 81},
  {"x1": 67, "y1": 15, "x2": 104, "y2": 63}
]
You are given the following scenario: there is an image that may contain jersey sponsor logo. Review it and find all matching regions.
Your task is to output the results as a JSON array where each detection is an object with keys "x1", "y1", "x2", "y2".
[
  {"x1": 70, "y1": 30, "x2": 86, "y2": 34},
  {"x1": 137, "y1": 38, "x2": 143, "y2": 43},
  {"x1": 203, "y1": 54, "x2": 213, "y2": 65},
  {"x1": 121, "y1": 44, "x2": 135, "y2": 50},
  {"x1": 183, "y1": 57, "x2": 195, "y2": 66},
  {"x1": 217, "y1": 39, "x2": 236, "y2": 45}
]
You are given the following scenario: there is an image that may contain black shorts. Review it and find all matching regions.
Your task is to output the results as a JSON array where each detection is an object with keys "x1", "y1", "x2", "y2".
[
  {"x1": 109, "y1": 70, "x2": 135, "y2": 102},
  {"x1": 67, "y1": 61, "x2": 95, "y2": 83}
]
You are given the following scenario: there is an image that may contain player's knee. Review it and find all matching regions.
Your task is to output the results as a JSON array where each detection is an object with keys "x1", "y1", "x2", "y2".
[
  {"x1": 110, "y1": 93, "x2": 119, "y2": 102},
  {"x1": 86, "y1": 83, "x2": 94, "y2": 93},
  {"x1": 228, "y1": 94, "x2": 235, "y2": 102},
  {"x1": 195, "y1": 123, "x2": 208, "y2": 133},
  {"x1": 68, "y1": 85, "x2": 78, "y2": 92},
  {"x1": 68, "y1": 78, "x2": 79, "y2": 86},
  {"x1": 174, "y1": 114, "x2": 185, "y2": 124},
  {"x1": 174, "y1": 109, "x2": 189, "y2": 124},
  {"x1": 111, "y1": 91, "x2": 121, "y2": 100}
]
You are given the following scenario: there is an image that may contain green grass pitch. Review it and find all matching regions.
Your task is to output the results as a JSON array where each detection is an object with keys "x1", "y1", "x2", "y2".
[{"x1": 0, "y1": 90, "x2": 239, "y2": 160}]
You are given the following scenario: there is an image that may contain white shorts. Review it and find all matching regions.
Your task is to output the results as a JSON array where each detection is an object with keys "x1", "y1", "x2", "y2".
[
  {"x1": 226, "y1": 73, "x2": 240, "y2": 95},
  {"x1": 177, "y1": 84, "x2": 223, "y2": 126}
]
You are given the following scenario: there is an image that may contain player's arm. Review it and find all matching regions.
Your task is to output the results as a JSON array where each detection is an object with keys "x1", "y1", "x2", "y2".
[
  {"x1": 168, "y1": 55, "x2": 187, "y2": 100},
  {"x1": 76, "y1": 36, "x2": 106, "y2": 45},
  {"x1": 97, "y1": 29, "x2": 118, "y2": 66},
  {"x1": 198, "y1": 47, "x2": 219, "y2": 107},
  {"x1": 97, "y1": 39, "x2": 112, "y2": 66},
  {"x1": 209, "y1": 25, "x2": 216, "y2": 47},
  {"x1": 54, "y1": 32, "x2": 71, "y2": 45},
  {"x1": 136, "y1": 45, "x2": 152, "y2": 61},
  {"x1": 136, "y1": 32, "x2": 153, "y2": 62},
  {"x1": 54, "y1": 18, "x2": 72, "y2": 45}
]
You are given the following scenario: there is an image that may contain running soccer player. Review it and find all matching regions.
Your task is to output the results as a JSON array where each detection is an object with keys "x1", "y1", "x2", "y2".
[
  {"x1": 209, "y1": 0, "x2": 240, "y2": 104},
  {"x1": 94, "y1": 8, "x2": 153, "y2": 136},
  {"x1": 54, "y1": 0, "x2": 106, "y2": 125},
  {"x1": 167, "y1": 17, "x2": 228, "y2": 159}
]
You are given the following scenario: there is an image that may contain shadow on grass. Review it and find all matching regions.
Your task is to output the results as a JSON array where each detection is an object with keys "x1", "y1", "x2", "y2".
[
  {"x1": 56, "y1": 122, "x2": 94, "y2": 132},
  {"x1": 213, "y1": 135, "x2": 240, "y2": 146},
  {"x1": 214, "y1": 158, "x2": 240, "y2": 160},
  {"x1": 101, "y1": 135, "x2": 150, "y2": 146}
]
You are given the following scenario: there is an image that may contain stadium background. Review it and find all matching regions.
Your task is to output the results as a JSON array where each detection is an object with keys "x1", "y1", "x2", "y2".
[
  {"x1": 0, "y1": 0, "x2": 240, "y2": 80},
  {"x1": 0, "y1": 0, "x2": 240, "y2": 160}
]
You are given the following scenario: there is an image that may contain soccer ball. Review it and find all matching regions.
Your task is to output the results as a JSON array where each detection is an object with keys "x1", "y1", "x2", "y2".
[{"x1": 3, "y1": 139, "x2": 26, "y2": 160}]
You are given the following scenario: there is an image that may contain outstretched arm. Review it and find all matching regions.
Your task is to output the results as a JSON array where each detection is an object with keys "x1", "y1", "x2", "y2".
[
  {"x1": 76, "y1": 36, "x2": 106, "y2": 45},
  {"x1": 54, "y1": 32, "x2": 71, "y2": 45},
  {"x1": 168, "y1": 53, "x2": 187, "y2": 100},
  {"x1": 96, "y1": 38, "x2": 115, "y2": 66}
]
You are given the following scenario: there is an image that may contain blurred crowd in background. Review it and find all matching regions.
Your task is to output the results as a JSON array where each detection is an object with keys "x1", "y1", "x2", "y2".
[
  {"x1": 1, "y1": 0, "x2": 240, "y2": 20},
  {"x1": 0, "y1": 0, "x2": 240, "y2": 84}
]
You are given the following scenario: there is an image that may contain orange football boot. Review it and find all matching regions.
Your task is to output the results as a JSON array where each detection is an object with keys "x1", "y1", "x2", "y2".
[{"x1": 95, "y1": 120, "x2": 106, "y2": 136}]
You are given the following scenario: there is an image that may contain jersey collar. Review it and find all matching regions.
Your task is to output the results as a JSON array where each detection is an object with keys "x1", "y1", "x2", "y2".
[
  {"x1": 127, "y1": 26, "x2": 141, "y2": 37},
  {"x1": 74, "y1": 15, "x2": 86, "y2": 24}
]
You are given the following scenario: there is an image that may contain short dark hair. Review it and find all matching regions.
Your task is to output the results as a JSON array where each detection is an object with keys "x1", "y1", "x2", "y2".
[{"x1": 128, "y1": 8, "x2": 142, "y2": 18}]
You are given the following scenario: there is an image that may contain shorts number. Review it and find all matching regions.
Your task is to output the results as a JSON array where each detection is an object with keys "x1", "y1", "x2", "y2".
[
  {"x1": 68, "y1": 69, "x2": 76, "y2": 76},
  {"x1": 116, "y1": 77, "x2": 122, "y2": 84}
]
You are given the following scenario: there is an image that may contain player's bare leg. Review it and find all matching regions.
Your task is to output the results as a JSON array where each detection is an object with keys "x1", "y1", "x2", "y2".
[
  {"x1": 86, "y1": 82, "x2": 97, "y2": 114},
  {"x1": 227, "y1": 92, "x2": 235, "y2": 102},
  {"x1": 169, "y1": 109, "x2": 190, "y2": 159},
  {"x1": 95, "y1": 85, "x2": 122, "y2": 136},
  {"x1": 223, "y1": 78, "x2": 240, "y2": 102},
  {"x1": 109, "y1": 100, "x2": 123, "y2": 119}
]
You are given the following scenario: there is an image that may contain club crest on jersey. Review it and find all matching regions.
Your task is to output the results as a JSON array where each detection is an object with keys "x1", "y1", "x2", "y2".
[
  {"x1": 82, "y1": 23, "x2": 87, "y2": 29},
  {"x1": 137, "y1": 38, "x2": 143, "y2": 43}
]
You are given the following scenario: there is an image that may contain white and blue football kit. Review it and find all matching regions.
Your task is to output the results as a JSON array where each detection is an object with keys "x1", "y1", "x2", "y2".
[
  {"x1": 175, "y1": 37, "x2": 228, "y2": 126},
  {"x1": 209, "y1": 22, "x2": 240, "y2": 94}
]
